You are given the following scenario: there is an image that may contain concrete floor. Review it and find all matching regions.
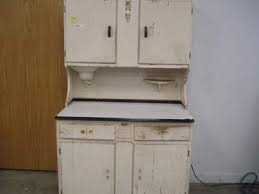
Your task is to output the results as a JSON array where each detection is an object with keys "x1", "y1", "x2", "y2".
[{"x1": 0, "y1": 170, "x2": 258, "y2": 194}]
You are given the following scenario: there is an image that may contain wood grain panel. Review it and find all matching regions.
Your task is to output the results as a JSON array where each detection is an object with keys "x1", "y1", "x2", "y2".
[{"x1": 0, "y1": 0, "x2": 66, "y2": 170}]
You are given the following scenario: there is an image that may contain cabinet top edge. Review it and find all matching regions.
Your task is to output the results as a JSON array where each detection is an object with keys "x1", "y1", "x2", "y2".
[{"x1": 66, "y1": 63, "x2": 190, "y2": 70}]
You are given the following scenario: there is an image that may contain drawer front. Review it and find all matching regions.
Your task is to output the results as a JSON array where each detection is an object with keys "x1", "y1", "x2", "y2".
[
  {"x1": 59, "y1": 123, "x2": 115, "y2": 140},
  {"x1": 134, "y1": 126, "x2": 190, "y2": 141}
]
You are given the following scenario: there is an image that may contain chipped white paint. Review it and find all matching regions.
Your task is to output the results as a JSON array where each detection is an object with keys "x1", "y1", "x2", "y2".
[
  {"x1": 57, "y1": 121, "x2": 192, "y2": 194},
  {"x1": 65, "y1": 0, "x2": 117, "y2": 63},
  {"x1": 60, "y1": 141, "x2": 115, "y2": 194},
  {"x1": 59, "y1": 123, "x2": 115, "y2": 140},
  {"x1": 65, "y1": 0, "x2": 192, "y2": 68},
  {"x1": 133, "y1": 144, "x2": 190, "y2": 194},
  {"x1": 115, "y1": 142, "x2": 133, "y2": 194},
  {"x1": 59, "y1": 0, "x2": 193, "y2": 194},
  {"x1": 66, "y1": 67, "x2": 189, "y2": 104},
  {"x1": 134, "y1": 125, "x2": 190, "y2": 141},
  {"x1": 139, "y1": 0, "x2": 192, "y2": 64}
]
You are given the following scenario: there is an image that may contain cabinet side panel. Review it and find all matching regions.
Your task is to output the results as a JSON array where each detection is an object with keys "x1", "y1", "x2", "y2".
[{"x1": 115, "y1": 142, "x2": 133, "y2": 194}]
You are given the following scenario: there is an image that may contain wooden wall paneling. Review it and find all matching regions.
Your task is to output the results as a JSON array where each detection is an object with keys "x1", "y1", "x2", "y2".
[{"x1": 0, "y1": 0, "x2": 66, "y2": 170}]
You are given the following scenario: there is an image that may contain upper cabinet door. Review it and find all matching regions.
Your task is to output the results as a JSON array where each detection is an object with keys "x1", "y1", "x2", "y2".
[
  {"x1": 139, "y1": 0, "x2": 192, "y2": 65},
  {"x1": 65, "y1": 0, "x2": 117, "y2": 63}
]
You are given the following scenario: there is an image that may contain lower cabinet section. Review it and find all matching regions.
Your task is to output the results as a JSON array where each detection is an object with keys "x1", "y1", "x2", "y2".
[
  {"x1": 57, "y1": 121, "x2": 192, "y2": 194},
  {"x1": 133, "y1": 144, "x2": 189, "y2": 194},
  {"x1": 60, "y1": 142, "x2": 115, "y2": 194}
]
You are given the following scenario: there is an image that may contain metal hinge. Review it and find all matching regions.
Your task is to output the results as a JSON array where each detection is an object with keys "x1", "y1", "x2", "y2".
[
  {"x1": 64, "y1": 5, "x2": 66, "y2": 13},
  {"x1": 188, "y1": 150, "x2": 190, "y2": 157},
  {"x1": 191, "y1": 7, "x2": 193, "y2": 14},
  {"x1": 64, "y1": 50, "x2": 66, "y2": 57},
  {"x1": 189, "y1": 52, "x2": 191, "y2": 59},
  {"x1": 59, "y1": 148, "x2": 61, "y2": 154}
]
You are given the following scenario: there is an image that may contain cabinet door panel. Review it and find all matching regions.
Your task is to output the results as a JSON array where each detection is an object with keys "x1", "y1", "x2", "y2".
[
  {"x1": 134, "y1": 144, "x2": 189, "y2": 194},
  {"x1": 61, "y1": 142, "x2": 114, "y2": 194},
  {"x1": 65, "y1": 0, "x2": 117, "y2": 63},
  {"x1": 139, "y1": 0, "x2": 192, "y2": 65}
]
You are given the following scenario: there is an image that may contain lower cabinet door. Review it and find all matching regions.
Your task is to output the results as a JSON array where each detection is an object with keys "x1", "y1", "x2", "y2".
[
  {"x1": 133, "y1": 144, "x2": 189, "y2": 194},
  {"x1": 60, "y1": 142, "x2": 115, "y2": 194}
]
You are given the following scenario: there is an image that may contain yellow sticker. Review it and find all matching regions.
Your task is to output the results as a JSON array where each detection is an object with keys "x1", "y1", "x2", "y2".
[{"x1": 71, "y1": 16, "x2": 77, "y2": 24}]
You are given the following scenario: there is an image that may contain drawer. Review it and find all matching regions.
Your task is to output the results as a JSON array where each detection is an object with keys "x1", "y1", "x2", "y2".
[
  {"x1": 59, "y1": 123, "x2": 115, "y2": 140},
  {"x1": 134, "y1": 125, "x2": 190, "y2": 141}
]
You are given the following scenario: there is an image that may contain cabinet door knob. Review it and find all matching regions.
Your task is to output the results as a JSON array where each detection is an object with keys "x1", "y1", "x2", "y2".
[
  {"x1": 108, "y1": 26, "x2": 112, "y2": 38},
  {"x1": 144, "y1": 26, "x2": 148, "y2": 38}
]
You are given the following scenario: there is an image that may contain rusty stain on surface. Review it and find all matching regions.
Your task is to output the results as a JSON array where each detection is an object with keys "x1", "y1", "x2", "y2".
[
  {"x1": 160, "y1": 187, "x2": 163, "y2": 194},
  {"x1": 140, "y1": 132, "x2": 146, "y2": 139},
  {"x1": 125, "y1": 13, "x2": 131, "y2": 23},
  {"x1": 125, "y1": 0, "x2": 131, "y2": 11},
  {"x1": 135, "y1": 184, "x2": 139, "y2": 194}
]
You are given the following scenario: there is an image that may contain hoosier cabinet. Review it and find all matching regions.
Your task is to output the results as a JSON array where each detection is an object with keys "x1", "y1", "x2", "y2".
[{"x1": 56, "y1": 0, "x2": 194, "y2": 194}]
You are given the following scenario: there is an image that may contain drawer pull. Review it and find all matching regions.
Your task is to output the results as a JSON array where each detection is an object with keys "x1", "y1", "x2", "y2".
[
  {"x1": 144, "y1": 26, "x2": 148, "y2": 38},
  {"x1": 135, "y1": 126, "x2": 190, "y2": 141},
  {"x1": 59, "y1": 124, "x2": 116, "y2": 140},
  {"x1": 108, "y1": 26, "x2": 112, "y2": 38},
  {"x1": 155, "y1": 128, "x2": 168, "y2": 135}
]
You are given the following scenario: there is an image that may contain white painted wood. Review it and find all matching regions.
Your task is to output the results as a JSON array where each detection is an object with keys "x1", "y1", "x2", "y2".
[
  {"x1": 133, "y1": 144, "x2": 189, "y2": 194},
  {"x1": 116, "y1": 124, "x2": 134, "y2": 141},
  {"x1": 64, "y1": 0, "x2": 192, "y2": 67},
  {"x1": 57, "y1": 120, "x2": 193, "y2": 194},
  {"x1": 63, "y1": 0, "x2": 193, "y2": 102},
  {"x1": 65, "y1": 0, "x2": 117, "y2": 63},
  {"x1": 139, "y1": 0, "x2": 192, "y2": 65},
  {"x1": 115, "y1": 142, "x2": 133, "y2": 194},
  {"x1": 67, "y1": 63, "x2": 190, "y2": 69},
  {"x1": 59, "y1": 1, "x2": 193, "y2": 194},
  {"x1": 135, "y1": 125, "x2": 190, "y2": 141},
  {"x1": 69, "y1": 67, "x2": 187, "y2": 102},
  {"x1": 56, "y1": 122, "x2": 62, "y2": 194},
  {"x1": 59, "y1": 123, "x2": 115, "y2": 140},
  {"x1": 60, "y1": 142, "x2": 115, "y2": 194},
  {"x1": 116, "y1": 0, "x2": 139, "y2": 66},
  {"x1": 57, "y1": 101, "x2": 193, "y2": 121}
]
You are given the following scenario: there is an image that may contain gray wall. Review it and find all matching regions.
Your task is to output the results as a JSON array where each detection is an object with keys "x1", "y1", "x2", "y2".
[{"x1": 189, "y1": 0, "x2": 259, "y2": 183}]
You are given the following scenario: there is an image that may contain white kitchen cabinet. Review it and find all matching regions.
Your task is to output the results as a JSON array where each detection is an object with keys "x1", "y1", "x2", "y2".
[
  {"x1": 139, "y1": 0, "x2": 192, "y2": 65},
  {"x1": 65, "y1": 0, "x2": 117, "y2": 63},
  {"x1": 58, "y1": 0, "x2": 194, "y2": 193}
]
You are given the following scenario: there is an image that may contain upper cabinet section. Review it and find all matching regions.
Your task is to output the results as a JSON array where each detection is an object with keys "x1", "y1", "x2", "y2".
[
  {"x1": 139, "y1": 0, "x2": 192, "y2": 65},
  {"x1": 65, "y1": 0, "x2": 117, "y2": 63},
  {"x1": 64, "y1": 0, "x2": 192, "y2": 67}
]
